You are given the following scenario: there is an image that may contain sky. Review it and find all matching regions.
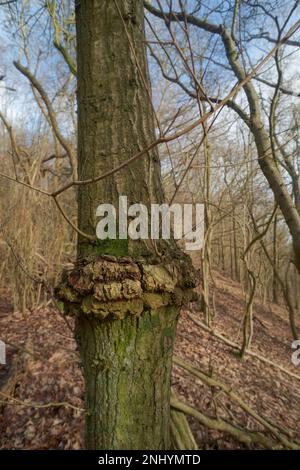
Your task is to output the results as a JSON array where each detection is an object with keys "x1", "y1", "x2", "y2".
[{"x1": 0, "y1": 0, "x2": 299, "y2": 146}]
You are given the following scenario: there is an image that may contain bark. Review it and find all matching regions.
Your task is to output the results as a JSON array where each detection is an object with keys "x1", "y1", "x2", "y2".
[
  {"x1": 76, "y1": 0, "x2": 164, "y2": 258},
  {"x1": 57, "y1": 0, "x2": 197, "y2": 450},
  {"x1": 170, "y1": 388, "x2": 198, "y2": 450},
  {"x1": 272, "y1": 214, "x2": 279, "y2": 304},
  {"x1": 76, "y1": 308, "x2": 178, "y2": 449},
  {"x1": 221, "y1": 28, "x2": 300, "y2": 274},
  {"x1": 252, "y1": 124, "x2": 300, "y2": 273},
  {"x1": 240, "y1": 268, "x2": 256, "y2": 358},
  {"x1": 201, "y1": 135, "x2": 212, "y2": 325}
]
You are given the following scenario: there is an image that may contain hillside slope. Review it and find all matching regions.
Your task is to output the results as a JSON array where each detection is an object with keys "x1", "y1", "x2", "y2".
[{"x1": 0, "y1": 270, "x2": 300, "y2": 449}]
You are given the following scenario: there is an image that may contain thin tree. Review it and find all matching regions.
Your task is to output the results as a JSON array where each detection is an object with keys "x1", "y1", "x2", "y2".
[{"x1": 144, "y1": 0, "x2": 300, "y2": 275}]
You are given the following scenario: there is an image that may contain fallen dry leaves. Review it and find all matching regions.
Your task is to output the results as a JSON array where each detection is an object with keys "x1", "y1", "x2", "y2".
[{"x1": 0, "y1": 270, "x2": 299, "y2": 449}]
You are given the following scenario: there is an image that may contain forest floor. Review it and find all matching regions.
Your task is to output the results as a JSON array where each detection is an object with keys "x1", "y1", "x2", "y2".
[{"x1": 0, "y1": 270, "x2": 300, "y2": 449}]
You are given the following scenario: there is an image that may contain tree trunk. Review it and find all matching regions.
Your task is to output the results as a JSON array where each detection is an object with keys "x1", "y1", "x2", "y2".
[
  {"x1": 272, "y1": 214, "x2": 279, "y2": 304},
  {"x1": 56, "y1": 0, "x2": 197, "y2": 450},
  {"x1": 76, "y1": 306, "x2": 178, "y2": 449}
]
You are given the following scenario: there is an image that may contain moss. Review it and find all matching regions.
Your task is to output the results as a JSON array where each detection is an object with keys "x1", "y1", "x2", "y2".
[
  {"x1": 56, "y1": 284, "x2": 81, "y2": 303},
  {"x1": 56, "y1": 300, "x2": 65, "y2": 312},
  {"x1": 143, "y1": 292, "x2": 172, "y2": 310},
  {"x1": 127, "y1": 239, "x2": 154, "y2": 259},
  {"x1": 81, "y1": 295, "x2": 144, "y2": 320},
  {"x1": 141, "y1": 308, "x2": 161, "y2": 331},
  {"x1": 79, "y1": 238, "x2": 128, "y2": 258},
  {"x1": 97, "y1": 238, "x2": 128, "y2": 257},
  {"x1": 109, "y1": 299, "x2": 144, "y2": 319},
  {"x1": 161, "y1": 324, "x2": 176, "y2": 355}
]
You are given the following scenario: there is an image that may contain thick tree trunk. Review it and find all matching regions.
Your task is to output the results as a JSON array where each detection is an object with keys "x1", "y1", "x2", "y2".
[
  {"x1": 76, "y1": 0, "x2": 164, "y2": 257},
  {"x1": 56, "y1": 0, "x2": 197, "y2": 450},
  {"x1": 76, "y1": 307, "x2": 178, "y2": 449}
]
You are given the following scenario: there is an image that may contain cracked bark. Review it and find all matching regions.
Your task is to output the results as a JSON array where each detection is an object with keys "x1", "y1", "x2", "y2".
[{"x1": 71, "y1": 0, "x2": 197, "y2": 449}]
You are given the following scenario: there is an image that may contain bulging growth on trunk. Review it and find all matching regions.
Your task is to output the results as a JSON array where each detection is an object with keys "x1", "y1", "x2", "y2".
[{"x1": 55, "y1": 0, "x2": 198, "y2": 449}]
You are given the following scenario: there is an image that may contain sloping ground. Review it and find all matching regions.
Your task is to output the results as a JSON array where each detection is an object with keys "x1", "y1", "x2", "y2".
[
  {"x1": 174, "y1": 271, "x2": 300, "y2": 448},
  {"x1": 0, "y1": 270, "x2": 300, "y2": 449}
]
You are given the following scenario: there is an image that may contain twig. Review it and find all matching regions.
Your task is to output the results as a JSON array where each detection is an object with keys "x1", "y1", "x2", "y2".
[
  {"x1": 0, "y1": 391, "x2": 84, "y2": 412},
  {"x1": 173, "y1": 355, "x2": 299, "y2": 449},
  {"x1": 187, "y1": 313, "x2": 300, "y2": 382}
]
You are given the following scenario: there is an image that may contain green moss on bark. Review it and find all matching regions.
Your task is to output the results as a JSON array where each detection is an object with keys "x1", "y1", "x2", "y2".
[{"x1": 76, "y1": 306, "x2": 178, "y2": 449}]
